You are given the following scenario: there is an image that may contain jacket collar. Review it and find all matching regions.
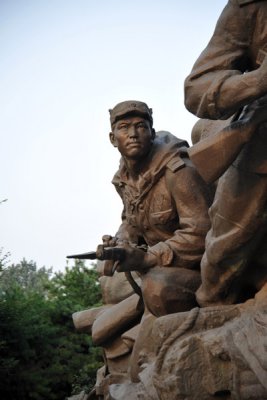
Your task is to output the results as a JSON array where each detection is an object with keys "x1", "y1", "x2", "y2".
[{"x1": 112, "y1": 131, "x2": 188, "y2": 203}]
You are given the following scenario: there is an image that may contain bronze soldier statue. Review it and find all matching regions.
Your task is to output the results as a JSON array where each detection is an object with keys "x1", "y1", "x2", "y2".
[
  {"x1": 184, "y1": 0, "x2": 267, "y2": 306},
  {"x1": 103, "y1": 100, "x2": 211, "y2": 316},
  {"x1": 71, "y1": 100, "x2": 212, "y2": 398}
]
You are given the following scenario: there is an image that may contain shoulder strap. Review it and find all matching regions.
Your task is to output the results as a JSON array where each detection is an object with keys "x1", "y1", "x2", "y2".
[{"x1": 166, "y1": 156, "x2": 185, "y2": 173}]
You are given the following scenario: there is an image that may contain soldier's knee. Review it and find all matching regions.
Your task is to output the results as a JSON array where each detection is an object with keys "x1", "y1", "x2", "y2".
[{"x1": 141, "y1": 266, "x2": 201, "y2": 317}]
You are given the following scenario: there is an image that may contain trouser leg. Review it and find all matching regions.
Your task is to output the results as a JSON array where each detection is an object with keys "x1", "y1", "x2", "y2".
[{"x1": 197, "y1": 165, "x2": 267, "y2": 306}]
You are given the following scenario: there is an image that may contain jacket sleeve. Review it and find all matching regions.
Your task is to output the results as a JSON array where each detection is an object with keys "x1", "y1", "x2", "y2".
[
  {"x1": 148, "y1": 160, "x2": 211, "y2": 269},
  {"x1": 184, "y1": 0, "x2": 265, "y2": 119}
]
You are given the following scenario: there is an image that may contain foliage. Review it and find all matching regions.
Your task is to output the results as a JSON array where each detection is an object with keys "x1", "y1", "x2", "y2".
[
  {"x1": 0, "y1": 259, "x2": 102, "y2": 399},
  {"x1": 0, "y1": 258, "x2": 52, "y2": 294},
  {"x1": 49, "y1": 261, "x2": 102, "y2": 311},
  {"x1": 0, "y1": 247, "x2": 10, "y2": 272}
]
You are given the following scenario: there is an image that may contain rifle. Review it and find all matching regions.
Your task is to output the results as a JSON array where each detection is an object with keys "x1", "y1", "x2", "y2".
[
  {"x1": 67, "y1": 245, "x2": 143, "y2": 298},
  {"x1": 67, "y1": 246, "x2": 126, "y2": 262},
  {"x1": 67, "y1": 245, "x2": 126, "y2": 275}
]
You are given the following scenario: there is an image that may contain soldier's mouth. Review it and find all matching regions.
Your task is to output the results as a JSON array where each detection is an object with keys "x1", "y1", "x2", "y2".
[{"x1": 127, "y1": 142, "x2": 141, "y2": 147}]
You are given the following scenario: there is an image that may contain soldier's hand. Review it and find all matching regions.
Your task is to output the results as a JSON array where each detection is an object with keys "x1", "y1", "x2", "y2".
[
  {"x1": 97, "y1": 236, "x2": 116, "y2": 276},
  {"x1": 243, "y1": 94, "x2": 267, "y2": 126},
  {"x1": 257, "y1": 53, "x2": 267, "y2": 91},
  {"x1": 115, "y1": 244, "x2": 157, "y2": 272},
  {"x1": 103, "y1": 260, "x2": 117, "y2": 276},
  {"x1": 102, "y1": 234, "x2": 117, "y2": 247}
]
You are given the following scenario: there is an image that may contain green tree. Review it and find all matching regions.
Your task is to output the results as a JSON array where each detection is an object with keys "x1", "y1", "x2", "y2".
[
  {"x1": 0, "y1": 259, "x2": 102, "y2": 399},
  {"x1": 0, "y1": 247, "x2": 10, "y2": 273},
  {"x1": 48, "y1": 261, "x2": 102, "y2": 394},
  {"x1": 0, "y1": 283, "x2": 60, "y2": 399},
  {"x1": 49, "y1": 260, "x2": 101, "y2": 310},
  {"x1": 0, "y1": 258, "x2": 52, "y2": 294}
]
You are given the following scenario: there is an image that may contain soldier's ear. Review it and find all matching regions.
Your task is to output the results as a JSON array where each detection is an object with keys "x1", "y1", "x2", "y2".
[
  {"x1": 151, "y1": 128, "x2": 156, "y2": 141},
  {"x1": 109, "y1": 132, "x2": 117, "y2": 147}
]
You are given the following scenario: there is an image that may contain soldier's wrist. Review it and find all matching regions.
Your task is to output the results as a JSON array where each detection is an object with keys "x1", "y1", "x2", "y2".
[{"x1": 144, "y1": 252, "x2": 157, "y2": 269}]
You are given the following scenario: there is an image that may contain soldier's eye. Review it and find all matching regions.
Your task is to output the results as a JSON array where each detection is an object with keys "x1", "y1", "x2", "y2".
[
  {"x1": 137, "y1": 123, "x2": 146, "y2": 129},
  {"x1": 118, "y1": 124, "x2": 128, "y2": 130}
]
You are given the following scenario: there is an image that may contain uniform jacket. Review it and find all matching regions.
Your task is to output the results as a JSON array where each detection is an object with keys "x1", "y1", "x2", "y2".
[{"x1": 112, "y1": 132, "x2": 211, "y2": 269}]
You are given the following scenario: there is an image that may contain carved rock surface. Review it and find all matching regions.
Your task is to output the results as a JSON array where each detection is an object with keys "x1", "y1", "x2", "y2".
[{"x1": 107, "y1": 286, "x2": 267, "y2": 400}]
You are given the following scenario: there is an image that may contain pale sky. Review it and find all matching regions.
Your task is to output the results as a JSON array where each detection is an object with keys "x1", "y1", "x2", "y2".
[{"x1": 1, "y1": 0, "x2": 227, "y2": 271}]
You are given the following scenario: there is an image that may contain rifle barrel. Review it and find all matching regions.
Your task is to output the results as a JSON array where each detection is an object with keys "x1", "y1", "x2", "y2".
[{"x1": 67, "y1": 251, "x2": 97, "y2": 260}]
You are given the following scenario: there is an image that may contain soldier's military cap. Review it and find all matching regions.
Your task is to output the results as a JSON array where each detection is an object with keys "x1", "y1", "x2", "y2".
[{"x1": 109, "y1": 100, "x2": 153, "y2": 126}]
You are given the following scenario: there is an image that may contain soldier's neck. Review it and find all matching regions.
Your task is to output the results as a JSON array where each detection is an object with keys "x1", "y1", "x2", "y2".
[{"x1": 124, "y1": 158, "x2": 147, "y2": 182}]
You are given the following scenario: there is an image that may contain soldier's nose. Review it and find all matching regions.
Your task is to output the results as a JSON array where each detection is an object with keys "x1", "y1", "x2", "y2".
[{"x1": 129, "y1": 127, "x2": 138, "y2": 138}]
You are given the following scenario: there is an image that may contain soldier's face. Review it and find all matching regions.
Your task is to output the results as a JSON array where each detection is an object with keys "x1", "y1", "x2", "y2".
[{"x1": 110, "y1": 116, "x2": 155, "y2": 160}]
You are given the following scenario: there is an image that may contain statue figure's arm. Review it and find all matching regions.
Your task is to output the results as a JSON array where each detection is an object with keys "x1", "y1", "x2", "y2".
[{"x1": 184, "y1": 0, "x2": 267, "y2": 119}]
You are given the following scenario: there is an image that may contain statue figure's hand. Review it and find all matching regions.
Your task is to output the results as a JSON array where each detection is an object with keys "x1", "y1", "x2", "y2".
[
  {"x1": 98, "y1": 235, "x2": 116, "y2": 276},
  {"x1": 257, "y1": 53, "x2": 267, "y2": 90},
  {"x1": 115, "y1": 244, "x2": 157, "y2": 273},
  {"x1": 101, "y1": 234, "x2": 132, "y2": 247},
  {"x1": 101, "y1": 234, "x2": 117, "y2": 247},
  {"x1": 243, "y1": 94, "x2": 267, "y2": 127}
]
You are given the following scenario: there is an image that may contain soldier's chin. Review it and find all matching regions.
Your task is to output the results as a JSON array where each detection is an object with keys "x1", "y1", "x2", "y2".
[
  {"x1": 126, "y1": 146, "x2": 152, "y2": 159},
  {"x1": 125, "y1": 149, "x2": 146, "y2": 159}
]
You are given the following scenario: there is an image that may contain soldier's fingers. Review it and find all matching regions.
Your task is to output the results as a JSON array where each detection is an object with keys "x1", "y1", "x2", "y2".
[
  {"x1": 109, "y1": 237, "x2": 117, "y2": 247},
  {"x1": 103, "y1": 260, "x2": 116, "y2": 276},
  {"x1": 102, "y1": 235, "x2": 113, "y2": 246},
  {"x1": 115, "y1": 261, "x2": 127, "y2": 273},
  {"x1": 111, "y1": 260, "x2": 120, "y2": 274}
]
